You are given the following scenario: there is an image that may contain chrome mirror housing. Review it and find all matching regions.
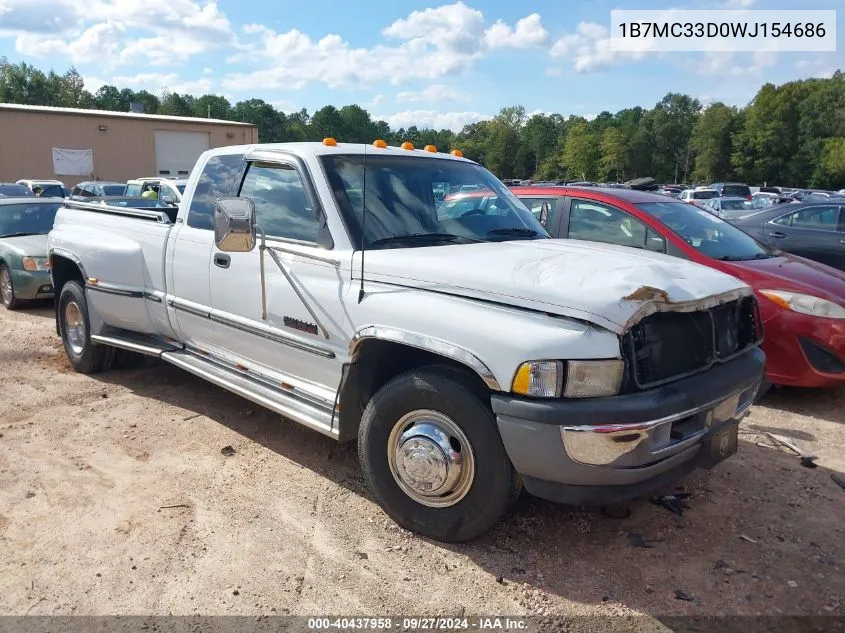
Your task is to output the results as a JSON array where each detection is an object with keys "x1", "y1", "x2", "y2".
[{"x1": 214, "y1": 197, "x2": 256, "y2": 252}]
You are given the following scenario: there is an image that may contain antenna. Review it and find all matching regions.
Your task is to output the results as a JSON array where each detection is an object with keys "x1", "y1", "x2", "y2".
[{"x1": 357, "y1": 141, "x2": 367, "y2": 304}]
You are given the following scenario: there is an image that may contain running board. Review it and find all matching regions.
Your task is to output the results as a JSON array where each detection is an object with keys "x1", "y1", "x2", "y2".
[
  {"x1": 91, "y1": 332, "x2": 180, "y2": 357},
  {"x1": 160, "y1": 350, "x2": 337, "y2": 439}
]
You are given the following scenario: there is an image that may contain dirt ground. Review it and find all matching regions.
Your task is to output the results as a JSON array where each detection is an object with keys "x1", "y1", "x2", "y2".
[{"x1": 1, "y1": 303, "x2": 844, "y2": 624}]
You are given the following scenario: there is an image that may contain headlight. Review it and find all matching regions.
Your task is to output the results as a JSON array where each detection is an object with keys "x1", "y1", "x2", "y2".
[
  {"x1": 512, "y1": 361, "x2": 562, "y2": 397},
  {"x1": 511, "y1": 359, "x2": 624, "y2": 398},
  {"x1": 563, "y1": 360, "x2": 624, "y2": 398},
  {"x1": 21, "y1": 256, "x2": 50, "y2": 271},
  {"x1": 759, "y1": 290, "x2": 845, "y2": 319}
]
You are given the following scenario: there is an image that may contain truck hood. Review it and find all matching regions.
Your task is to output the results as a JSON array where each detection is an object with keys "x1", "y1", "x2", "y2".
[
  {"x1": 362, "y1": 239, "x2": 751, "y2": 334},
  {"x1": 0, "y1": 234, "x2": 48, "y2": 256}
]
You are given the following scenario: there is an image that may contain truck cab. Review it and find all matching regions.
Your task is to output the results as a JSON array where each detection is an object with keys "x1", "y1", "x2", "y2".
[{"x1": 47, "y1": 141, "x2": 765, "y2": 542}]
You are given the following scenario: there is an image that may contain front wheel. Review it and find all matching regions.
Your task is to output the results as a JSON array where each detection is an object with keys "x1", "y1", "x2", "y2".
[
  {"x1": 358, "y1": 368, "x2": 520, "y2": 542},
  {"x1": 58, "y1": 281, "x2": 112, "y2": 374},
  {"x1": 0, "y1": 264, "x2": 21, "y2": 310}
]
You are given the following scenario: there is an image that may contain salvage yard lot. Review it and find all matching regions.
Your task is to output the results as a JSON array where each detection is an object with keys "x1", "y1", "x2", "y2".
[{"x1": 1, "y1": 305, "x2": 844, "y2": 620}]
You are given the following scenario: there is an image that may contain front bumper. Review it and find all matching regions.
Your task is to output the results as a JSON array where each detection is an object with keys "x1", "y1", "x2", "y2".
[
  {"x1": 760, "y1": 308, "x2": 845, "y2": 387},
  {"x1": 490, "y1": 347, "x2": 765, "y2": 505},
  {"x1": 10, "y1": 269, "x2": 53, "y2": 300}
]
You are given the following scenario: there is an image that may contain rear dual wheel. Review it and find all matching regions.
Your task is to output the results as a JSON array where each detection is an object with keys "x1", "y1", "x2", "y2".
[
  {"x1": 58, "y1": 281, "x2": 113, "y2": 373},
  {"x1": 358, "y1": 368, "x2": 520, "y2": 542}
]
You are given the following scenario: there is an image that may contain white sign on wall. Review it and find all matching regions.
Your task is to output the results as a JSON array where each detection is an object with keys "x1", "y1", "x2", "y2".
[{"x1": 52, "y1": 148, "x2": 94, "y2": 176}]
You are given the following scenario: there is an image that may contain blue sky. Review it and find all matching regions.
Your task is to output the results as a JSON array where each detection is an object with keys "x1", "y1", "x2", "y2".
[{"x1": 0, "y1": 0, "x2": 842, "y2": 130}]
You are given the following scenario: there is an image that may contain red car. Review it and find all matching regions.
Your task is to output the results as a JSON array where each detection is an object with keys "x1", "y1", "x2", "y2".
[{"x1": 505, "y1": 186, "x2": 845, "y2": 389}]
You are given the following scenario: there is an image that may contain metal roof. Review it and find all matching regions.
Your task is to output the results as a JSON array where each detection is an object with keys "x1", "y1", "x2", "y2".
[{"x1": 0, "y1": 103, "x2": 256, "y2": 127}]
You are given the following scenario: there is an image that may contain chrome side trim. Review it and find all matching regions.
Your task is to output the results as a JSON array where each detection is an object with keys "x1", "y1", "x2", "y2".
[
  {"x1": 167, "y1": 296, "x2": 211, "y2": 318},
  {"x1": 187, "y1": 345, "x2": 337, "y2": 411},
  {"x1": 210, "y1": 308, "x2": 336, "y2": 359},
  {"x1": 86, "y1": 281, "x2": 144, "y2": 298},
  {"x1": 87, "y1": 281, "x2": 164, "y2": 303},
  {"x1": 349, "y1": 326, "x2": 500, "y2": 391},
  {"x1": 161, "y1": 350, "x2": 337, "y2": 439},
  {"x1": 90, "y1": 334, "x2": 170, "y2": 357},
  {"x1": 166, "y1": 295, "x2": 335, "y2": 358}
]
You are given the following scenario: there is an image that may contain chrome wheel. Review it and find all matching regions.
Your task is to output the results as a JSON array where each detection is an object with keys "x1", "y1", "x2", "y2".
[
  {"x1": 0, "y1": 268, "x2": 12, "y2": 305},
  {"x1": 387, "y1": 409, "x2": 476, "y2": 508},
  {"x1": 64, "y1": 300, "x2": 86, "y2": 355}
]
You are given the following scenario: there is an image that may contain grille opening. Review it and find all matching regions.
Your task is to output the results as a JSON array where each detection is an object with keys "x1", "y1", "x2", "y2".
[
  {"x1": 625, "y1": 296, "x2": 760, "y2": 390},
  {"x1": 629, "y1": 310, "x2": 714, "y2": 387}
]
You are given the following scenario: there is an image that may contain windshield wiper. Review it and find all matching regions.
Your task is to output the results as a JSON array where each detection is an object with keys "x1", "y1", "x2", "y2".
[
  {"x1": 369, "y1": 233, "x2": 481, "y2": 247},
  {"x1": 716, "y1": 253, "x2": 771, "y2": 262},
  {"x1": 485, "y1": 228, "x2": 543, "y2": 239},
  {"x1": 0, "y1": 232, "x2": 40, "y2": 238}
]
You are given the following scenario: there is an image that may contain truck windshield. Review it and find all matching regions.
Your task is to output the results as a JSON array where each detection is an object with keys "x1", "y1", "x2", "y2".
[
  {"x1": 0, "y1": 202, "x2": 62, "y2": 237},
  {"x1": 638, "y1": 201, "x2": 773, "y2": 261},
  {"x1": 320, "y1": 154, "x2": 548, "y2": 249}
]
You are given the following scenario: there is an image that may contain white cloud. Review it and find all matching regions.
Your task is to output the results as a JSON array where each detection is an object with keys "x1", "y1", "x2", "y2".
[
  {"x1": 548, "y1": 21, "x2": 648, "y2": 73},
  {"x1": 1, "y1": 0, "x2": 235, "y2": 67},
  {"x1": 109, "y1": 72, "x2": 213, "y2": 95},
  {"x1": 82, "y1": 75, "x2": 107, "y2": 93},
  {"x1": 224, "y1": 3, "x2": 548, "y2": 91},
  {"x1": 396, "y1": 84, "x2": 460, "y2": 103},
  {"x1": 686, "y1": 51, "x2": 778, "y2": 77},
  {"x1": 485, "y1": 13, "x2": 548, "y2": 49},
  {"x1": 375, "y1": 110, "x2": 491, "y2": 132},
  {"x1": 0, "y1": 0, "x2": 80, "y2": 34}
]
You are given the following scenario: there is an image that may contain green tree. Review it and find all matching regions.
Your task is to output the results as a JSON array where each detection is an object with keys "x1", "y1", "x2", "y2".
[
  {"x1": 192, "y1": 94, "x2": 232, "y2": 120},
  {"x1": 599, "y1": 127, "x2": 625, "y2": 182},
  {"x1": 561, "y1": 121, "x2": 598, "y2": 180},
  {"x1": 158, "y1": 91, "x2": 194, "y2": 116},
  {"x1": 691, "y1": 103, "x2": 738, "y2": 183},
  {"x1": 93, "y1": 85, "x2": 125, "y2": 111},
  {"x1": 232, "y1": 98, "x2": 286, "y2": 142},
  {"x1": 651, "y1": 93, "x2": 701, "y2": 183},
  {"x1": 309, "y1": 105, "x2": 344, "y2": 139},
  {"x1": 811, "y1": 137, "x2": 845, "y2": 189}
]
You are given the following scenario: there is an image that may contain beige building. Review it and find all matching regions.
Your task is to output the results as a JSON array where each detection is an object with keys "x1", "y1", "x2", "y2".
[{"x1": 0, "y1": 103, "x2": 258, "y2": 187}]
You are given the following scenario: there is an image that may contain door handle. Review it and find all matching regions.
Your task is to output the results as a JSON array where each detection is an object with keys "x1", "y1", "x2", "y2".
[
  {"x1": 768, "y1": 232, "x2": 787, "y2": 239},
  {"x1": 213, "y1": 253, "x2": 231, "y2": 268}
]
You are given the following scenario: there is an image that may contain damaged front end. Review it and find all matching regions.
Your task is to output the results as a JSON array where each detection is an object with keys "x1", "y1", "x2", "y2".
[
  {"x1": 490, "y1": 287, "x2": 766, "y2": 507},
  {"x1": 621, "y1": 292, "x2": 764, "y2": 391}
]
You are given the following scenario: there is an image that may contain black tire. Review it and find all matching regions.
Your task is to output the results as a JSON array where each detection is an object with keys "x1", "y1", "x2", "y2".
[
  {"x1": 358, "y1": 368, "x2": 520, "y2": 542},
  {"x1": 0, "y1": 264, "x2": 22, "y2": 310},
  {"x1": 58, "y1": 281, "x2": 112, "y2": 374}
]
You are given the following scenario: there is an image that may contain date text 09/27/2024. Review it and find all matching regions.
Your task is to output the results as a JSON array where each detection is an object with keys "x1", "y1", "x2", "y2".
[{"x1": 307, "y1": 617, "x2": 528, "y2": 630}]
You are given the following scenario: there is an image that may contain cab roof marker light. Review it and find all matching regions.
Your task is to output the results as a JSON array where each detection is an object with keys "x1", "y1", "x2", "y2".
[
  {"x1": 400, "y1": 142, "x2": 414, "y2": 151},
  {"x1": 373, "y1": 139, "x2": 388, "y2": 148},
  {"x1": 450, "y1": 149, "x2": 463, "y2": 157},
  {"x1": 424, "y1": 144, "x2": 437, "y2": 153},
  {"x1": 322, "y1": 137, "x2": 337, "y2": 147}
]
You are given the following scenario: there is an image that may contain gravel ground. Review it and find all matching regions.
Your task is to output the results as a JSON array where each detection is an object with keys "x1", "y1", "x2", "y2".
[{"x1": 1, "y1": 304, "x2": 843, "y2": 624}]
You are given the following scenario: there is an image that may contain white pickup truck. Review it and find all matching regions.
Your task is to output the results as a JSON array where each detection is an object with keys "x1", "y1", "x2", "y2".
[{"x1": 47, "y1": 141, "x2": 765, "y2": 542}]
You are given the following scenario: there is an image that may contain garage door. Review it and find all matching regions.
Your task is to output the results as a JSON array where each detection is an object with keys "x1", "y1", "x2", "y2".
[{"x1": 154, "y1": 131, "x2": 210, "y2": 178}]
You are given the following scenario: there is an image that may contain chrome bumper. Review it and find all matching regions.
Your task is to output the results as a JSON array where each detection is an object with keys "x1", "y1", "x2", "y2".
[{"x1": 560, "y1": 384, "x2": 757, "y2": 467}]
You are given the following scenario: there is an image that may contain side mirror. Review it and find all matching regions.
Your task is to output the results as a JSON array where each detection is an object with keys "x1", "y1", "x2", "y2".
[
  {"x1": 161, "y1": 194, "x2": 175, "y2": 204},
  {"x1": 538, "y1": 201, "x2": 550, "y2": 227},
  {"x1": 214, "y1": 197, "x2": 257, "y2": 252}
]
